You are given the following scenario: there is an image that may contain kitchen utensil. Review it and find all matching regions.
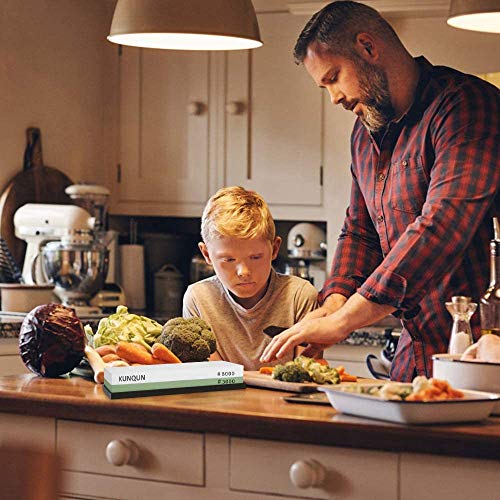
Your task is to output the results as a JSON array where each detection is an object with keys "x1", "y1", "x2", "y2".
[
  {"x1": 0, "y1": 237, "x2": 23, "y2": 283},
  {"x1": 244, "y1": 371, "x2": 319, "y2": 393},
  {"x1": 365, "y1": 354, "x2": 390, "y2": 380},
  {"x1": 154, "y1": 264, "x2": 184, "y2": 316},
  {"x1": 263, "y1": 325, "x2": 307, "y2": 347},
  {"x1": 433, "y1": 353, "x2": 500, "y2": 415},
  {"x1": 282, "y1": 393, "x2": 331, "y2": 405},
  {"x1": 0, "y1": 128, "x2": 73, "y2": 268},
  {"x1": 319, "y1": 385, "x2": 499, "y2": 424},
  {"x1": 189, "y1": 253, "x2": 215, "y2": 284},
  {"x1": 40, "y1": 231, "x2": 109, "y2": 315},
  {"x1": 446, "y1": 296, "x2": 477, "y2": 354}
]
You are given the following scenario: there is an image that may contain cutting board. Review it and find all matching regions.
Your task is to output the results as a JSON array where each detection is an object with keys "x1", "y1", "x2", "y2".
[
  {"x1": 0, "y1": 128, "x2": 73, "y2": 266},
  {"x1": 244, "y1": 371, "x2": 380, "y2": 393}
]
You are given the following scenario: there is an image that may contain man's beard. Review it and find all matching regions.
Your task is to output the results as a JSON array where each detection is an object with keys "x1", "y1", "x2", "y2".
[{"x1": 354, "y1": 55, "x2": 395, "y2": 132}]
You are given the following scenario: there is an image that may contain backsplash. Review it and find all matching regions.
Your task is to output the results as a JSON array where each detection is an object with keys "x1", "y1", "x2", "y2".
[{"x1": 109, "y1": 215, "x2": 326, "y2": 312}]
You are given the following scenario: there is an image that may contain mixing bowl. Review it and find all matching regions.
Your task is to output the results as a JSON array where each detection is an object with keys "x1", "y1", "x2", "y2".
[{"x1": 41, "y1": 236, "x2": 108, "y2": 307}]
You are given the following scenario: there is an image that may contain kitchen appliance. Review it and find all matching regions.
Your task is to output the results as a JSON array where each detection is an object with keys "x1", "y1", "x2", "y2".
[
  {"x1": 285, "y1": 223, "x2": 327, "y2": 289},
  {"x1": 40, "y1": 230, "x2": 109, "y2": 315},
  {"x1": 65, "y1": 184, "x2": 124, "y2": 309},
  {"x1": 13, "y1": 203, "x2": 109, "y2": 315},
  {"x1": 65, "y1": 184, "x2": 119, "y2": 284},
  {"x1": 13, "y1": 203, "x2": 94, "y2": 285}
]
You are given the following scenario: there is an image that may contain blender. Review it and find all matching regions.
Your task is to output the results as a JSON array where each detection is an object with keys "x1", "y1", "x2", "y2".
[{"x1": 65, "y1": 184, "x2": 125, "y2": 311}]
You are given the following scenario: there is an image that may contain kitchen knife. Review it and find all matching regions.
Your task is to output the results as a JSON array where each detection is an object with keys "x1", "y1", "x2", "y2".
[{"x1": 263, "y1": 325, "x2": 308, "y2": 347}]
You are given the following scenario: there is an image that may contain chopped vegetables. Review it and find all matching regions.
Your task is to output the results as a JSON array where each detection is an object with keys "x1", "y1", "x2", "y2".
[
  {"x1": 272, "y1": 356, "x2": 344, "y2": 385},
  {"x1": 341, "y1": 376, "x2": 464, "y2": 401}
]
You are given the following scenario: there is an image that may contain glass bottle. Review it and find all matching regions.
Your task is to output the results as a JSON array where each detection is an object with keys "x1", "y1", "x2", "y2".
[
  {"x1": 480, "y1": 217, "x2": 500, "y2": 336},
  {"x1": 446, "y1": 296, "x2": 477, "y2": 355}
]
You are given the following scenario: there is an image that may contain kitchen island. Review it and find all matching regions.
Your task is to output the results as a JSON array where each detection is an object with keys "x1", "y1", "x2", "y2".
[{"x1": 0, "y1": 374, "x2": 498, "y2": 500}]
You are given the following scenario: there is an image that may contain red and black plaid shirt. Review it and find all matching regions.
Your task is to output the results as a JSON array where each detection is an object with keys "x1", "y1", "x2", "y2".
[{"x1": 321, "y1": 57, "x2": 500, "y2": 381}]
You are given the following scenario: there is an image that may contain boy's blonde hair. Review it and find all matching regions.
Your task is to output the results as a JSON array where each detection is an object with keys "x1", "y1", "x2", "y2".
[{"x1": 201, "y1": 186, "x2": 276, "y2": 243}]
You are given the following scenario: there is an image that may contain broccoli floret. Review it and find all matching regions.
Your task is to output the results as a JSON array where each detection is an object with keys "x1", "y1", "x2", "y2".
[
  {"x1": 272, "y1": 356, "x2": 340, "y2": 385},
  {"x1": 158, "y1": 317, "x2": 217, "y2": 362},
  {"x1": 272, "y1": 362, "x2": 311, "y2": 383}
]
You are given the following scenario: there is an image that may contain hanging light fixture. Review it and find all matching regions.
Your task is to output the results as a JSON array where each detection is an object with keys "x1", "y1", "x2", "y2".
[
  {"x1": 447, "y1": 0, "x2": 500, "y2": 33},
  {"x1": 107, "y1": 0, "x2": 262, "y2": 50}
]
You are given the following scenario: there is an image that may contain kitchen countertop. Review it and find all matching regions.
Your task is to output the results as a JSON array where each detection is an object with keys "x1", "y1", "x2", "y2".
[{"x1": 0, "y1": 374, "x2": 497, "y2": 460}]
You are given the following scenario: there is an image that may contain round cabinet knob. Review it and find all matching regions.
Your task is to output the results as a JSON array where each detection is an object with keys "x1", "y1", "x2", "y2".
[
  {"x1": 225, "y1": 101, "x2": 246, "y2": 115},
  {"x1": 187, "y1": 101, "x2": 206, "y2": 115},
  {"x1": 105, "y1": 439, "x2": 139, "y2": 466},
  {"x1": 289, "y1": 459, "x2": 326, "y2": 489}
]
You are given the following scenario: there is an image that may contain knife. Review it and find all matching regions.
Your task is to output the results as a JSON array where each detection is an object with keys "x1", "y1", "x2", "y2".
[{"x1": 263, "y1": 325, "x2": 308, "y2": 347}]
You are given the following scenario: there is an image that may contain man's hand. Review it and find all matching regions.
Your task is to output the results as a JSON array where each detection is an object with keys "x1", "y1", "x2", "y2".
[
  {"x1": 260, "y1": 315, "x2": 347, "y2": 363},
  {"x1": 260, "y1": 293, "x2": 396, "y2": 363}
]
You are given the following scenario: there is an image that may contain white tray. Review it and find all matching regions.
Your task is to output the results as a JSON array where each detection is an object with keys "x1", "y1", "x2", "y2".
[{"x1": 319, "y1": 385, "x2": 499, "y2": 425}]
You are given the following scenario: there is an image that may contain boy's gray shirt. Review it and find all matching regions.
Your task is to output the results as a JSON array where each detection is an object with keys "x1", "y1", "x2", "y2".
[{"x1": 183, "y1": 269, "x2": 318, "y2": 370}]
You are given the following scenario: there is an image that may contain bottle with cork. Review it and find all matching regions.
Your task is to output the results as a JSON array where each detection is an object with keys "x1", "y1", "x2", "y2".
[{"x1": 480, "y1": 217, "x2": 500, "y2": 336}]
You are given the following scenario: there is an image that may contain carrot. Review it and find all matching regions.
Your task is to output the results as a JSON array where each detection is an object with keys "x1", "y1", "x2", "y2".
[
  {"x1": 340, "y1": 373, "x2": 358, "y2": 382},
  {"x1": 116, "y1": 341, "x2": 156, "y2": 365},
  {"x1": 151, "y1": 343, "x2": 182, "y2": 364},
  {"x1": 95, "y1": 345, "x2": 116, "y2": 357},
  {"x1": 259, "y1": 366, "x2": 274, "y2": 375},
  {"x1": 102, "y1": 353, "x2": 121, "y2": 363},
  {"x1": 316, "y1": 358, "x2": 329, "y2": 367},
  {"x1": 336, "y1": 365, "x2": 345, "y2": 375}
]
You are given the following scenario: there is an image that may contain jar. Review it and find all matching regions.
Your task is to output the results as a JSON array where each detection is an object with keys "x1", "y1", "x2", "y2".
[{"x1": 154, "y1": 264, "x2": 185, "y2": 317}]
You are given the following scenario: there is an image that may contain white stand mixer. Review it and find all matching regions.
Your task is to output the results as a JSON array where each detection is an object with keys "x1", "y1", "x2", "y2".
[
  {"x1": 14, "y1": 202, "x2": 108, "y2": 315},
  {"x1": 13, "y1": 203, "x2": 94, "y2": 285}
]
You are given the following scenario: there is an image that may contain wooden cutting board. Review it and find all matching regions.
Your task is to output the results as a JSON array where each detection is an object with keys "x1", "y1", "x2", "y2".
[
  {"x1": 0, "y1": 128, "x2": 73, "y2": 266},
  {"x1": 244, "y1": 371, "x2": 380, "y2": 393}
]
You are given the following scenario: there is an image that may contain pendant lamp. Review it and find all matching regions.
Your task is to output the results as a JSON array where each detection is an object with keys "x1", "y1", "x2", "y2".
[
  {"x1": 447, "y1": 0, "x2": 500, "y2": 33},
  {"x1": 107, "y1": 0, "x2": 262, "y2": 50}
]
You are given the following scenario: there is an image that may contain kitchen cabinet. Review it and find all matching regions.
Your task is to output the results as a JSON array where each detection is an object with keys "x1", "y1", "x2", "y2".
[
  {"x1": 112, "y1": 12, "x2": 326, "y2": 220},
  {"x1": 114, "y1": 46, "x2": 211, "y2": 217},
  {"x1": 225, "y1": 12, "x2": 324, "y2": 220}
]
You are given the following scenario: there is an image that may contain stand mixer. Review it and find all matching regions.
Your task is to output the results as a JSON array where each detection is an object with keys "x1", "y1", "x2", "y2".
[
  {"x1": 13, "y1": 183, "x2": 118, "y2": 316},
  {"x1": 285, "y1": 222, "x2": 327, "y2": 290}
]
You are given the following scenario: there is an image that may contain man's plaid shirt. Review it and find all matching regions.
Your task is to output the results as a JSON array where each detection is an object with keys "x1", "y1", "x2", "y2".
[{"x1": 321, "y1": 57, "x2": 500, "y2": 381}]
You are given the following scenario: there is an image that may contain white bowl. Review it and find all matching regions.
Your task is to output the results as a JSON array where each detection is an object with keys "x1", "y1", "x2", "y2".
[
  {"x1": 0, "y1": 284, "x2": 55, "y2": 313},
  {"x1": 433, "y1": 353, "x2": 500, "y2": 415}
]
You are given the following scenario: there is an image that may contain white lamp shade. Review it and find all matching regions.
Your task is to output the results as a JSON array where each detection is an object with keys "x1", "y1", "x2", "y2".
[
  {"x1": 447, "y1": 0, "x2": 500, "y2": 33},
  {"x1": 108, "y1": 0, "x2": 262, "y2": 50}
]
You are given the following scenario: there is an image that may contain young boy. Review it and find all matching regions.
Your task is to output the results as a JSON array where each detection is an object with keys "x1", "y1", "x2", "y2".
[{"x1": 183, "y1": 186, "x2": 318, "y2": 370}]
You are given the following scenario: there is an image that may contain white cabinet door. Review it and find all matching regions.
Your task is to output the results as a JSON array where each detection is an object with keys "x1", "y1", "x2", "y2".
[
  {"x1": 116, "y1": 47, "x2": 210, "y2": 216},
  {"x1": 226, "y1": 13, "x2": 323, "y2": 211}
]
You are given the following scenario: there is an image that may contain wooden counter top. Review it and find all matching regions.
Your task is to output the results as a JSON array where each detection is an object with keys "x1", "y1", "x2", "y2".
[{"x1": 0, "y1": 374, "x2": 498, "y2": 460}]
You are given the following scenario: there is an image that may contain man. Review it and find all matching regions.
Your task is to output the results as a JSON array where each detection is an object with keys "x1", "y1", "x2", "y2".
[{"x1": 261, "y1": 1, "x2": 499, "y2": 380}]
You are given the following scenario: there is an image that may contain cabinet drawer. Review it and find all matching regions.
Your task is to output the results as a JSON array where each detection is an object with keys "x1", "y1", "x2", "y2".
[
  {"x1": 400, "y1": 453, "x2": 500, "y2": 500},
  {"x1": 57, "y1": 420, "x2": 204, "y2": 486},
  {"x1": 230, "y1": 437, "x2": 397, "y2": 500}
]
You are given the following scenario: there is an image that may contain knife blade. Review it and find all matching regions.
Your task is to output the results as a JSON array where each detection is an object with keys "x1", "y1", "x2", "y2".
[{"x1": 263, "y1": 325, "x2": 308, "y2": 347}]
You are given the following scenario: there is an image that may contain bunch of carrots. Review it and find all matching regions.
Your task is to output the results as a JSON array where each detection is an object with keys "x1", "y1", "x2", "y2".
[
  {"x1": 85, "y1": 341, "x2": 182, "y2": 384},
  {"x1": 96, "y1": 341, "x2": 181, "y2": 366}
]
